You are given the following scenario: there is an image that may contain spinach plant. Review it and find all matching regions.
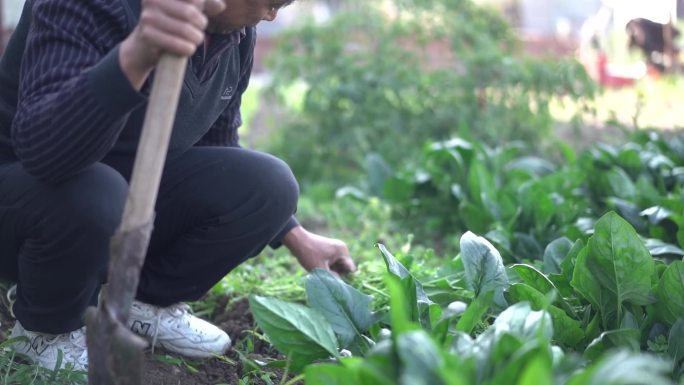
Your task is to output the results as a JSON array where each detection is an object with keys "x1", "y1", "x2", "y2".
[{"x1": 250, "y1": 214, "x2": 684, "y2": 383}]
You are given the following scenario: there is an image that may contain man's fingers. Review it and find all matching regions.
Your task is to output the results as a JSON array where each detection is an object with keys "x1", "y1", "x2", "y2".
[
  {"x1": 328, "y1": 269, "x2": 342, "y2": 279},
  {"x1": 346, "y1": 258, "x2": 358, "y2": 273},
  {"x1": 138, "y1": 27, "x2": 199, "y2": 56},
  {"x1": 141, "y1": 8, "x2": 205, "y2": 46},
  {"x1": 331, "y1": 256, "x2": 357, "y2": 275},
  {"x1": 203, "y1": 0, "x2": 226, "y2": 16}
]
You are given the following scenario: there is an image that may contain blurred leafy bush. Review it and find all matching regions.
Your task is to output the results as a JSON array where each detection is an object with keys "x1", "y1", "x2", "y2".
[
  {"x1": 266, "y1": 0, "x2": 596, "y2": 185},
  {"x1": 347, "y1": 130, "x2": 684, "y2": 261}
]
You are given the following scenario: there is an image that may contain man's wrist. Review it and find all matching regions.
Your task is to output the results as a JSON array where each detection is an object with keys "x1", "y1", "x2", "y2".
[
  {"x1": 282, "y1": 225, "x2": 306, "y2": 252},
  {"x1": 119, "y1": 37, "x2": 155, "y2": 90}
]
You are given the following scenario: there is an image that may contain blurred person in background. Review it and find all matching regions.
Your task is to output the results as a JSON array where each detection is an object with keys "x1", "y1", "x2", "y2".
[{"x1": 626, "y1": 17, "x2": 681, "y2": 73}]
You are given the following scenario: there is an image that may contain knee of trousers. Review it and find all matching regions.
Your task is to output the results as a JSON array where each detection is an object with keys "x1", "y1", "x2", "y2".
[
  {"x1": 44, "y1": 163, "x2": 128, "y2": 240},
  {"x1": 253, "y1": 154, "x2": 300, "y2": 222}
]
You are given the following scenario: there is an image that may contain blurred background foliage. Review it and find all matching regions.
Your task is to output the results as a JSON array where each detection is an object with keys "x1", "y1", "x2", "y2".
[{"x1": 264, "y1": 0, "x2": 597, "y2": 187}]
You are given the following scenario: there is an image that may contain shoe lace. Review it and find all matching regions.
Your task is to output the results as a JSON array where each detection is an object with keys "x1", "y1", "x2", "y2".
[
  {"x1": 150, "y1": 303, "x2": 192, "y2": 354},
  {"x1": 38, "y1": 328, "x2": 88, "y2": 366},
  {"x1": 166, "y1": 303, "x2": 192, "y2": 318},
  {"x1": 6, "y1": 284, "x2": 16, "y2": 318},
  {"x1": 68, "y1": 331, "x2": 88, "y2": 368}
]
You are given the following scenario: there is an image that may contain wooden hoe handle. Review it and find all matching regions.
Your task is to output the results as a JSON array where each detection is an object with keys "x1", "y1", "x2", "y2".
[{"x1": 86, "y1": 54, "x2": 188, "y2": 385}]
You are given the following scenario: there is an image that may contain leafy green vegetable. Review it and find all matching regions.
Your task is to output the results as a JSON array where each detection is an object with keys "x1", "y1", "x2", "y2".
[
  {"x1": 656, "y1": 261, "x2": 684, "y2": 326},
  {"x1": 455, "y1": 291, "x2": 494, "y2": 334},
  {"x1": 490, "y1": 344, "x2": 553, "y2": 385},
  {"x1": 549, "y1": 239, "x2": 584, "y2": 297},
  {"x1": 396, "y1": 331, "x2": 444, "y2": 385},
  {"x1": 467, "y1": 159, "x2": 497, "y2": 212},
  {"x1": 378, "y1": 244, "x2": 433, "y2": 307},
  {"x1": 586, "y1": 212, "x2": 654, "y2": 307},
  {"x1": 249, "y1": 295, "x2": 339, "y2": 371},
  {"x1": 644, "y1": 239, "x2": 684, "y2": 257},
  {"x1": 492, "y1": 302, "x2": 553, "y2": 342},
  {"x1": 641, "y1": 206, "x2": 675, "y2": 225},
  {"x1": 305, "y1": 364, "x2": 358, "y2": 385},
  {"x1": 560, "y1": 239, "x2": 584, "y2": 284},
  {"x1": 517, "y1": 352, "x2": 553, "y2": 385},
  {"x1": 306, "y1": 269, "x2": 376, "y2": 349},
  {"x1": 460, "y1": 231, "x2": 509, "y2": 307},
  {"x1": 345, "y1": 356, "x2": 398, "y2": 385},
  {"x1": 512, "y1": 264, "x2": 556, "y2": 294},
  {"x1": 543, "y1": 237, "x2": 573, "y2": 274},
  {"x1": 507, "y1": 283, "x2": 584, "y2": 347},
  {"x1": 571, "y1": 245, "x2": 617, "y2": 330},
  {"x1": 505, "y1": 156, "x2": 556, "y2": 176},
  {"x1": 567, "y1": 350, "x2": 673, "y2": 385},
  {"x1": 668, "y1": 318, "x2": 684, "y2": 364},
  {"x1": 385, "y1": 274, "x2": 420, "y2": 334},
  {"x1": 511, "y1": 264, "x2": 576, "y2": 318},
  {"x1": 571, "y1": 212, "x2": 656, "y2": 328},
  {"x1": 606, "y1": 168, "x2": 638, "y2": 200},
  {"x1": 584, "y1": 329, "x2": 641, "y2": 361}
]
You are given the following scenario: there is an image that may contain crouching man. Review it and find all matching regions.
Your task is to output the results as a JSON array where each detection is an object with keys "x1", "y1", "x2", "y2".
[{"x1": 0, "y1": 0, "x2": 355, "y2": 371}]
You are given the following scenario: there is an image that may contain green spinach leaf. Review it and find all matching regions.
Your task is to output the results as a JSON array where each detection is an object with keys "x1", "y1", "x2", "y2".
[
  {"x1": 656, "y1": 261, "x2": 684, "y2": 326},
  {"x1": 460, "y1": 231, "x2": 509, "y2": 307},
  {"x1": 306, "y1": 269, "x2": 377, "y2": 349},
  {"x1": 249, "y1": 295, "x2": 339, "y2": 371},
  {"x1": 585, "y1": 212, "x2": 654, "y2": 308}
]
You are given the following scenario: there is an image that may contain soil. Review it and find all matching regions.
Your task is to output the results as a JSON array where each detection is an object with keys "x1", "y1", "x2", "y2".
[{"x1": 0, "y1": 294, "x2": 302, "y2": 385}]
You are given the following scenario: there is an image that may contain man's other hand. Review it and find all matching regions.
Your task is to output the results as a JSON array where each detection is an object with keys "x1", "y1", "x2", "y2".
[{"x1": 283, "y1": 226, "x2": 357, "y2": 277}]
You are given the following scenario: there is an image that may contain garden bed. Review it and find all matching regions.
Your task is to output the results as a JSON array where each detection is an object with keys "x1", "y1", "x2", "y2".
[{"x1": 0, "y1": 295, "x2": 301, "y2": 385}]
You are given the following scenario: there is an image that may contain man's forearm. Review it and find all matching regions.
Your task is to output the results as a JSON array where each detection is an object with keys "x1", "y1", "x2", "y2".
[{"x1": 12, "y1": 1, "x2": 149, "y2": 184}]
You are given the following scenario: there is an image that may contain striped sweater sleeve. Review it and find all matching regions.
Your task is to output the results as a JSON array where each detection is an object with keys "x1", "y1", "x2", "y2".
[{"x1": 11, "y1": 0, "x2": 146, "y2": 184}]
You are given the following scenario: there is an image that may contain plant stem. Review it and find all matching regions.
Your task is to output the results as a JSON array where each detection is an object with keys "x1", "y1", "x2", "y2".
[
  {"x1": 362, "y1": 283, "x2": 390, "y2": 298},
  {"x1": 282, "y1": 374, "x2": 305, "y2": 385},
  {"x1": 278, "y1": 354, "x2": 292, "y2": 385}
]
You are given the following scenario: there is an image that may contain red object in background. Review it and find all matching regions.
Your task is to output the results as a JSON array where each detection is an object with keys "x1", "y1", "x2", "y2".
[{"x1": 596, "y1": 52, "x2": 638, "y2": 88}]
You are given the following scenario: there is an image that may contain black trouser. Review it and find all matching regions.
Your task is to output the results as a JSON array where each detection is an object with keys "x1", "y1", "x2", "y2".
[{"x1": 0, "y1": 147, "x2": 299, "y2": 334}]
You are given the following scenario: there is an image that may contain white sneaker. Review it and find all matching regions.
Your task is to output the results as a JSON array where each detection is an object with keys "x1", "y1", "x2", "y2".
[
  {"x1": 127, "y1": 300, "x2": 231, "y2": 358},
  {"x1": 9, "y1": 322, "x2": 88, "y2": 371}
]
